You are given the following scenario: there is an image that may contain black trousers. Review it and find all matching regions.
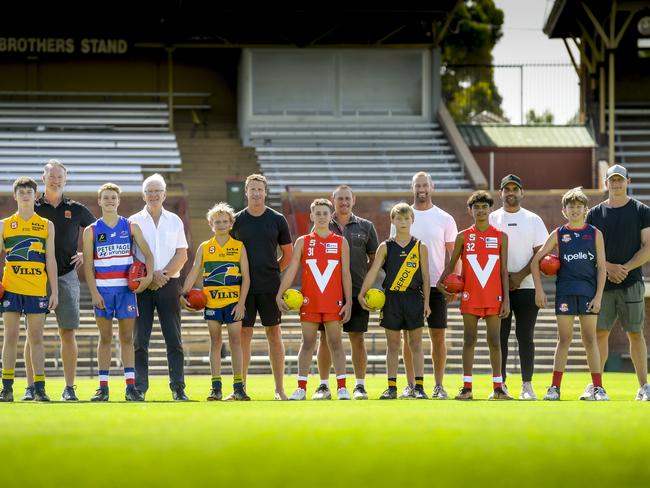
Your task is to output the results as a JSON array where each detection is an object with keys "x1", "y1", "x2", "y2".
[
  {"x1": 134, "y1": 278, "x2": 185, "y2": 392},
  {"x1": 500, "y1": 288, "x2": 538, "y2": 383}
]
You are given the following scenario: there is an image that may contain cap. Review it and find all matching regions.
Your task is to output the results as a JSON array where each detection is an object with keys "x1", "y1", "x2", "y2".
[
  {"x1": 606, "y1": 164, "x2": 628, "y2": 179},
  {"x1": 500, "y1": 174, "x2": 522, "y2": 189}
]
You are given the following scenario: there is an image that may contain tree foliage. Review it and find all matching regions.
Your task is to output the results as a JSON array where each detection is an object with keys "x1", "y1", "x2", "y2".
[
  {"x1": 525, "y1": 109, "x2": 554, "y2": 125},
  {"x1": 441, "y1": 0, "x2": 505, "y2": 122}
]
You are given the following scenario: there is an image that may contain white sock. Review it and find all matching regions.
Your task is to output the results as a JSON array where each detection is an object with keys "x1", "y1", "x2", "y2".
[
  {"x1": 356, "y1": 378, "x2": 365, "y2": 386},
  {"x1": 320, "y1": 379, "x2": 329, "y2": 386}
]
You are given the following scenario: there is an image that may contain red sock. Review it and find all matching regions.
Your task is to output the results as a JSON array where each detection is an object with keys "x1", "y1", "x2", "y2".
[
  {"x1": 552, "y1": 370, "x2": 563, "y2": 388},
  {"x1": 298, "y1": 379, "x2": 307, "y2": 390},
  {"x1": 591, "y1": 373, "x2": 602, "y2": 388},
  {"x1": 336, "y1": 376, "x2": 346, "y2": 389},
  {"x1": 463, "y1": 375, "x2": 472, "y2": 389}
]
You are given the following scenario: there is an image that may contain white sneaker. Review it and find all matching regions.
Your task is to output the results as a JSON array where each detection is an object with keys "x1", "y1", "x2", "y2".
[
  {"x1": 640, "y1": 383, "x2": 650, "y2": 401},
  {"x1": 352, "y1": 384, "x2": 368, "y2": 400},
  {"x1": 399, "y1": 384, "x2": 415, "y2": 399},
  {"x1": 337, "y1": 387, "x2": 351, "y2": 400},
  {"x1": 519, "y1": 381, "x2": 537, "y2": 400},
  {"x1": 431, "y1": 384, "x2": 448, "y2": 400},
  {"x1": 519, "y1": 382, "x2": 537, "y2": 400},
  {"x1": 593, "y1": 386, "x2": 610, "y2": 401},
  {"x1": 289, "y1": 388, "x2": 306, "y2": 401},
  {"x1": 579, "y1": 383, "x2": 594, "y2": 400},
  {"x1": 543, "y1": 385, "x2": 560, "y2": 401},
  {"x1": 311, "y1": 384, "x2": 332, "y2": 400}
]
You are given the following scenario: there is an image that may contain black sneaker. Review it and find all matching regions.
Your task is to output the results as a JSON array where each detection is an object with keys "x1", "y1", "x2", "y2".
[
  {"x1": 379, "y1": 388, "x2": 397, "y2": 400},
  {"x1": 207, "y1": 388, "x2": 222, "y2": 401},
  {"x1": 233, "y1": 388, "x2": 251, "y2": 401},
  {"x1": 34, "y1": 388, "x2": 50, "y2": 402},
  {"x1": 413, "y1": 385, "x2": 429, "y2": 400},
  {"x1": 61, "y1": 386, "x2": 79, "y2": 401},
  {"x1": 0, "y1": 388, "x2": 14, "y2": 402},
  {"x1": 22, "y1": 385, "x2": 35, "y2": 401},
  {"x1": 352, "y1": 384, "x2": 368, "y2": 400},
  {"x1": 90, "y1": 386, "x2": 109, "y2": 402},
  {"x1": 125, "y1": 386, "x2": 144, "y2": 402},
  {"x1": 172, "y1": 387, "x2": 189, "y2": 401}
]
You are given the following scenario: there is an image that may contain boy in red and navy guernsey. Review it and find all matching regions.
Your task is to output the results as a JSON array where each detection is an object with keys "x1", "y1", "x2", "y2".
[
  {"x1": 83, "y1": 183, "x2": 154, "y2": 402},
  {"x1": 276, "y1": 198, "x2": 352, "y2": 400},
  {"x1": 532, "y1": 187, "x2": 608, "y2": 401},
  {"x1": 439, "y1": 190, "x2": 511, "y2": 400}
]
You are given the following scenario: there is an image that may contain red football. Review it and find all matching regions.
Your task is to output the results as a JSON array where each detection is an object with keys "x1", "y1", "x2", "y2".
[
  {"x1": 127, "y1": 260, "x2": 147, "y2": 291},
  {"x1": 540, "y1": 254, "x2": 561, "y2": 276},
  {"x1": 186, "y1": 289, "x2": 207, "y2": 310},
  {"x1": 442, "y1": 273, "x2": 464, "y2": 293},
  {"x1": 0, "y1": 281, "x2": 4, "y2": 300}
]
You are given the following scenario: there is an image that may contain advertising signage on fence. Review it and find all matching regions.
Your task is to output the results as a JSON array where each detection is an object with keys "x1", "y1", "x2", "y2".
[{"x1": 0, "y1": 38, "x2": 128, "y2": 55}]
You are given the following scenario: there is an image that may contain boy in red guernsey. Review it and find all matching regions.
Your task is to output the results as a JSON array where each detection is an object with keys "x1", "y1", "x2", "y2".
[
  {"x1": 439, "y1": 191, "x2": 512, "y2": 400},
  {"x1": 276, "y1": 199, "x2": 352, "y2": 400}
]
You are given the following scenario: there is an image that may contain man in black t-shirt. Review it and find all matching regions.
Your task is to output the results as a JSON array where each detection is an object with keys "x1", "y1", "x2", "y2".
[
  {"x1": 24, "y1": 160, "x2": 96, "y2": 402},
  {"x1": 586, "y1": 164, "x2": 650, "y2": 401},
  {"x1": 231, "y1": 174, "x2": 293, "y2": 400}
]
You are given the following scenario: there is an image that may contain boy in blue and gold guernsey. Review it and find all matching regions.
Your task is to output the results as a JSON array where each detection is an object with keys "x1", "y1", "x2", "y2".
[
  {"x1": 1, "y1": 177, "x2": 58, "y2": 402},
  {"x1": 181, "y1": 202, "x2": 250, "y2": 401}
]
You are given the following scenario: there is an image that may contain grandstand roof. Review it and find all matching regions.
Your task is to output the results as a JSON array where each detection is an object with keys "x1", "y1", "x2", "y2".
[
  {"x1": 458, "y1": 125, "x2": 596, "y2": 148},
  {"x1": 1, "y1": 3, "x2": 459, "y2": 47}
]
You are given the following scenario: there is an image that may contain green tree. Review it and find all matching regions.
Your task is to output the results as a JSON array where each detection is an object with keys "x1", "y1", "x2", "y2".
[
  {"x1": 441, "y1": 0, "x2": 505, "y2": 122},
  {"x1": 525, "y1": 109, "x2": 554, "y2": 125}
]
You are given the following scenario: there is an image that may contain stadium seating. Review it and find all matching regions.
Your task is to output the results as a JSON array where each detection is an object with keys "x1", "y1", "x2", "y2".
[
  {"x1": 249, "y1": 122, "x2": 472, "y2": 205},
  {"x1": 613, "y1": 102, "x2": 650, "y2": 201}
]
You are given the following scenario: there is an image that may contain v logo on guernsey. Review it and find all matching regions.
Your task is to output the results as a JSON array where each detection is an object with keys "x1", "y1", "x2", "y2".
[
  {"x1": 466, "y1": 254, "x2": 499, "y2": 288},
  {"x1": 305, "y1": 259, "x2": 339, "y2": 293}
]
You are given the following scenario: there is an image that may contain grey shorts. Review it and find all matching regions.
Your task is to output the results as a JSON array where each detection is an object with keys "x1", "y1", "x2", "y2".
[
  {"x1": 597, "y1": 281, "x2": 645, "y2": 333},
  {"x1": 54, "y1": 270, "x2": 81, "y2": 329}
]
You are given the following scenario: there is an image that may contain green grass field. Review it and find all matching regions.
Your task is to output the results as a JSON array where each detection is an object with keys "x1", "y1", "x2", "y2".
[{"x1": 1, "y1": 373, "x2": 648, "y2": 487}]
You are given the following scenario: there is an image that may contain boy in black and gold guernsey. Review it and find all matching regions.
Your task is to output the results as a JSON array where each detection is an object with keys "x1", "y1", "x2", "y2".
[
  {"x1": 359, "y1": 203, "x2": 430, "y2": 400},
  {"x1": 0, "y1": 177, "x2": 58, "y2": 402}
]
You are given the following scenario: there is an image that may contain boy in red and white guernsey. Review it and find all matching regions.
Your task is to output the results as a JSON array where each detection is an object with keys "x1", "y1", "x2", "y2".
[
  {"x1": 82, "y1": 183, "x2": 154, "y2": 402},
  {"x1": 439, "y1": 191, "x2": 512, "y2": 400},
  {"x1": 276, "y1": 198, "x2": 352, "y2": 400}
]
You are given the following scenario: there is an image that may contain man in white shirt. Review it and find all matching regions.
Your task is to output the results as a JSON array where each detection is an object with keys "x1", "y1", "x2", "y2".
[
  {"x1": 489, "y1": 174, "x2": 548, "y2": 400},
  {"x1": 129, "y1": 174, "x2": 189, "y2": 401},
  {"x1": 396, "y1": 172, "x2": 458, "y2": 399}
]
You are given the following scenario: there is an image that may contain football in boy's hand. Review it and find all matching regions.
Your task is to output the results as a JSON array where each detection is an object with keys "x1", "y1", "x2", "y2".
[
  {"x1": 282, "y1": 289, "x2": 304, "y2": 311},
  {"x1": 185, "y1": 289, "x2": 207, "y2": 311},
  {"x1": 127, "y1": 261, "x2": 147, "y2": 291},
  {"x1": 442, "y1": 273, "x2": 464, "y2": 294},
  {"x1": 0, "y1": 281, "x2": 4, "y2": 300},
  {"x1": 364, "y1": 288, "x2": 386, "y2": 311},
  {"x1": 540, "y1": 254, "x2": 561, "y2": 276}
]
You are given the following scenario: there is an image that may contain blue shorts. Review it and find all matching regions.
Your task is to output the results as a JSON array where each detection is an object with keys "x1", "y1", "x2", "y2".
[
  {"x1": 95, "y1": 290, "x2": 138, "y2": 320},
  {"x1": 0, "y1": 291, "x2": 49, "y2": 315},
  {"x1": 555, "y1": 295, "x2": 595, "y2": 315},
  {"x1": 204, "y1": 302, "x2": 238, "y2": 323}
]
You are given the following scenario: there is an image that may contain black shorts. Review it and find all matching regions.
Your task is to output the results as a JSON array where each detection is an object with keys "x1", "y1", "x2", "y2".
[
  {"x1": 318, "y1": 297, "x2": 370, "y2": 333},
  {"x1": 426, "y1": 288, "x2": 448, "y2": 329},
  {"x1": 242, "y1": 292, "x2": 282, "y2": 327},
  {"x1": 380, "y1": 292, "x2": 424, "y2": 331}
]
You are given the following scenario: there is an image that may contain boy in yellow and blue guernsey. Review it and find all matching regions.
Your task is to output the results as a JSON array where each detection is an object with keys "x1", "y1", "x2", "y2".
[
  {"x1": 1, "y1": 177, "x2": 58, "y2": 402},
  {"x1": 181, "y1": 202, "x2": 250, "y2": 401},
  {"x1": 83, "y1": 183, "x2": 153, "y2": 402}
]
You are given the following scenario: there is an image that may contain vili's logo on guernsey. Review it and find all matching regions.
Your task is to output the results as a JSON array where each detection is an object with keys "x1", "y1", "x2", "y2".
[
  {"x1": 96, "y1": 243, "x2": 131, "y2": 258},
  {"x1": 563, "y1": 251, "x2": 594, "y2": 262},
  {"x1": 562, "y1": 234, "x2": 571, "y2": 243},
  {"x1": 305, "y1": 259, "x2": 339, "y2": 293},
  {"x1": 466, "y1": 254, "x2": 499, "y2": 288},
  {"x1": 325, "y1": 242, "x2": 338, "y2": 254},
  {"x1": 7, "y1": 238, "x2": 43, "y2": 260},
  {"x1": 484, "y1": 237, "x2": 498, "y2": 249}
]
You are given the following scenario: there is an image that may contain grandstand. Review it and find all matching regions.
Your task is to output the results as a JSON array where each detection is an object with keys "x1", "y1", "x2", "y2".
[{"x1": 614, "y1": 102, "x2": 650, "y2": 201}]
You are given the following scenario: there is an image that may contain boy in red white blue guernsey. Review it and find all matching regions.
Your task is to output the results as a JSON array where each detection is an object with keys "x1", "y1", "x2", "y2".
[
  {"x1": 531, "y1": 187, "x2": 608, "y2": 401},
  {"x1": 83, "y1": 183, "x2": 154, "y2": 402}
]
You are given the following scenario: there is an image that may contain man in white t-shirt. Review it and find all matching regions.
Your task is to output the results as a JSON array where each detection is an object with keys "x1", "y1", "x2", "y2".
[
  {"x1": 489, "y1": 174, "x2": 548, "y2": 400},
  {"x1": 393, "y1": 171, "x2": 458, "y2": 399}
]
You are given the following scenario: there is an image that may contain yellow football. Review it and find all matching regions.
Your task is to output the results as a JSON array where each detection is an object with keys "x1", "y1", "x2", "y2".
[
  {"x1": 283, "y1": 288, "x2": 304, "y2": 310},
  {"x1": 365, "y1": 288, "x2": 386, "y2": 311}
]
